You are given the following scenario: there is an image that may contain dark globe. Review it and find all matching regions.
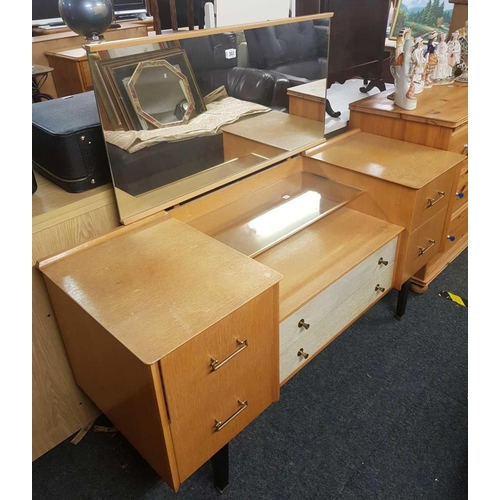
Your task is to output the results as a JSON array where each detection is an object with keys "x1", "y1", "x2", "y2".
[{"x1": 58, "y1": 0, "x2": 113, "y2": 41}]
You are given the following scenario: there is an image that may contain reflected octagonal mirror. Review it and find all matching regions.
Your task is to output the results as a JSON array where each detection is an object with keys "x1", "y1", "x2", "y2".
[{"x1": 127, "y1": 60, "x2": 195, "y2": 128}]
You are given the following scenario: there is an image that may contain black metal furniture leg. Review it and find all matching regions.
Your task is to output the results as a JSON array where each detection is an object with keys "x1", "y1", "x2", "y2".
[
  {"x1": 395, "y1": 279, "x2": 411, "y2": 320},
  {"x1": 211, "y1": 444, "x2": 229, "y2": 494}
]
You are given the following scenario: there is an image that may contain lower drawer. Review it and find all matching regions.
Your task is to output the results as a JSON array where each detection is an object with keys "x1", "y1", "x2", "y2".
[
  {"x1": 443, "y1": 205, "x2": 468, "y2": 254},
  {"x1": 280, "y1": 264, "x2": 394, "y2": 382},
  {"x1": 453, "y1": 160, "x2": 468, "y2": 214},
  {"x1": 404, "y1": 208, "x2": 447, "y2": 280}
]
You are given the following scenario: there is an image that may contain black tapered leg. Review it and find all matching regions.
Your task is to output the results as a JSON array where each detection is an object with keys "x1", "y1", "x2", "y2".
[
  {"x1": 211, "y1": 444, "x2": 229, "y2": 493},
  {"x1": 395, "y1": 279, "x2": 411, "y2": 320}
]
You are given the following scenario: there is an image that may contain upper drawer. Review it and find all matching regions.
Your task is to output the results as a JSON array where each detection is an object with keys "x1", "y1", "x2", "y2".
[
  {"x1": 448, "y1": 124, "x2": 468, "y2": 155},
  {"x1": 280, "y1": 236, "x2": 398, "y2": 345},
  {"x1": 411, "y1": 168, "x2": 456, "y2": 232},
  {"x1": 160, "y1": 286, "x2": 279, "y2": 482}
]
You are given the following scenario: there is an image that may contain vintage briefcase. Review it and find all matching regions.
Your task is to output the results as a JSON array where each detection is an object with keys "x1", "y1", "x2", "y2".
[{"x1": 32, "y1": 91, "x2": 111, "y2": 193}]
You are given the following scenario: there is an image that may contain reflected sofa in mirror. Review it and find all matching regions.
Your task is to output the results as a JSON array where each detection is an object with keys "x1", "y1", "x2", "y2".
[{"x1": 86, "y1": 15, "x2": 331, "y2": 223}]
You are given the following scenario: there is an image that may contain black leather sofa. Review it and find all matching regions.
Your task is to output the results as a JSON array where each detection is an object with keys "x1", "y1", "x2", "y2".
[
  {"x1": 244, "y1": 20, "x2": 329, "y2": 86},
  {"x1": 180, "y1": 33, "x2": 291, "y2": 110}
]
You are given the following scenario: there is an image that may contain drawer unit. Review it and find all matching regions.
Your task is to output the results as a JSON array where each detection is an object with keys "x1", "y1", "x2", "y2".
[
  {"x1": 404, "y1": 208, "x2": 448, "y2": 279},
  {"x1": 280, "y1": 264, "x2": 394, "y2": 382},
  {"x1": 161, "y1": 291, "x2": 278, "y2": 482},
  {"x1": 443, "y1": 205, "x2": 468, "y2": 254},
  {"x1": 280, "y1": 237, "x2": 398, "y2": 343},
  {"x1": 38, "y1": 215, "x2": 282, "y2": 492},
  {"x1": 411, "y1": 169, "x2": 456, "y2": 232},
  {"x1": 453, "y1": 160, "x2": 468, "y2": 214}
]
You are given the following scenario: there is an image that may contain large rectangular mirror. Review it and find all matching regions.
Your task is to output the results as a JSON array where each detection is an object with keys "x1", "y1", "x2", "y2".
[{"x1": 87, "y1": 15, "x2": 331, "y2": 223}]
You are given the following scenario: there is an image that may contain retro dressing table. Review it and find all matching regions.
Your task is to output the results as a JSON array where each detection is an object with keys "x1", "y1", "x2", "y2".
[{"x1": 35, "y1": 14, "x2": 466, "y2": 492}]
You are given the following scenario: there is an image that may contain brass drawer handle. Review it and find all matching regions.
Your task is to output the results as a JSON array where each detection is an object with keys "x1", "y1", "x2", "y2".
[
  {"x1": 427, "y1": 191, "x2": 445, "y2": 208},
  {"x1": 214, "y1": 399, "x2": 248, "y2": 432},
  {"x1": 298, "y1": 319, "x2": 310, "y2": 330},
  {"x1": 297, "y1": 348, "x2": 309, "y2": 359},
  {"x1": 375, "y1": 284, "x2": 386, "y2": 293},
  {"x1": 378, "y1": 257, "x2": 388, "y2": 266},
  {"x1": 418, "y1": 239, "x2": 436, "y2": 255},
  {"x1": 210, "y1": 339, "x2": 248, "y2": 372}
]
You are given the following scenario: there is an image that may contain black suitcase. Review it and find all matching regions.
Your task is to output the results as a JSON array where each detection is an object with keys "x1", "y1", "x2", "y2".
[{"x1": 32, "y1": 91, "x2": 111, "y2": 193}]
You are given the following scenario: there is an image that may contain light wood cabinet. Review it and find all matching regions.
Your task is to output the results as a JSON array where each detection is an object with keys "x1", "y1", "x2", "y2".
[
  {"x1": 38, "y1": 214, "x2": 282, "y2": 491},
  {"x1": 348, "y1": 85, "x2": 468, "y2": 292},
  {"x1": 302, "y1": 130, "x2": 466, "y2": 314}
]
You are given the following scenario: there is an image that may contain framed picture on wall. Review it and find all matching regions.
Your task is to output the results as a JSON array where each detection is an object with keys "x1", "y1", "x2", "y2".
[{"x1": 389, "y1": 0, "x2": 455, "y2": 40}]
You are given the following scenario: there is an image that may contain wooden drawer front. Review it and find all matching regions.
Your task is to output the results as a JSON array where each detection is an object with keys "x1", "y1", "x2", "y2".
[
  {"x1": 443, "y1": 205, "x2": 468, "y2": 254},
  {"x1": 448, "y1": 123, "x2": 468, "y2": 155},
  {"x1": 81, "y1": 61, "x2": 93, "y2": 91},
  {"x1": 160, "y1": 287, "x2": 278, "y2": 482},
  {"x1": 280, "y1": 236, "x2": 398, "y2": 348},
  {"x1": 280, "y1": 265, "x2": 394, "y2": 382},
  {"x1": 404, "y1": 208, "x2": 447, "y2": 279},
  {"x1": 453, "y1": 160, "x2": 468, "y2": 214},
  {"x1": 412, "y1": 169, "x2": 456, "y2": 231}
]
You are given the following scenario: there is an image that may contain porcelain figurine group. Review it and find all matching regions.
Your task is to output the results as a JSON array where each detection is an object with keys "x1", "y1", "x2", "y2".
[{"x1": 391, "y1": 22, "x2": 467, "y2": 111}]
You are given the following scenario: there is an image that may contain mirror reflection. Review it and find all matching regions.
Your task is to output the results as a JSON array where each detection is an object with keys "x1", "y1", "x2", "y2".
[{"x1": 87, "y1": 18, "x2": 331, "y2": 222}]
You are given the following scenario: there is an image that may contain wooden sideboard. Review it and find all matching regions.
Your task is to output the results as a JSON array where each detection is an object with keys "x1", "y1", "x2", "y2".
[
  {"x1": 32, "y1": 173, "x2": 120, "y2": 460},
  {"x1": 348, "y1": 84, "x2": 468, "y2": 292},
  {"x1": 32, "y1": 23, "x2": 149, "y2": 99}
]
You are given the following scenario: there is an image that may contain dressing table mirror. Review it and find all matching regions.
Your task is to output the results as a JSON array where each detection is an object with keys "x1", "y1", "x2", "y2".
[{"x1": 86, "y1": 15, "x2": 332, "y2": 224}]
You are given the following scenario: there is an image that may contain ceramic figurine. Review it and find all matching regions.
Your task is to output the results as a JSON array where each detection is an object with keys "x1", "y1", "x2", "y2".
[
  {"x1": 392, "y1": 28, "x2": 417, "y2": 110},
  {"x1": 447, "y1": 30, "x2": 461, "y2": 76},
  {"x1": 410, "y1": 37, "x2": 426, "y2": 94},
  {"x1": 455, "y1": 21, "x2": 468, "y2": 83},
  {"x1": 432, "y1": 32, "x2": 450, "y2": 81},
  {"x1": 387, "y1": 28, "x2": 408, "y2": 101},
  {"x1": 423, "y1": 31, "x2": 438, "y2": 88}
]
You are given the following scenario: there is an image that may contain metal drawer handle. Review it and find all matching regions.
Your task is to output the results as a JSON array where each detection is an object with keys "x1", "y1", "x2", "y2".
[
  {"x1": 378, "y1": 257, "x2": 389, "y2": 266},
  {"x1": 463, "y1": 144, "x2": 468, "y2": 154},
  {"x1": 297, "y1": 348, "x2": 309, "y2": 359},
  {"x1": 210, "y1": 339, "x2": 248, "y2": 372},
  {"x1": 298, "y1": 319, "x2": 310, "y2": 330},
  {"x1": 427, "y1": 191, "x2": 445, "y2": 208},
  {"x1": 418, "y1": 239, "x2": 436, "y2": 255},
  {"x1": 375, "y1": 284, "x2": 386, "y2": 293},
  {"x1": 214, "y1": 399, "x2": 248, "y2": 432}
]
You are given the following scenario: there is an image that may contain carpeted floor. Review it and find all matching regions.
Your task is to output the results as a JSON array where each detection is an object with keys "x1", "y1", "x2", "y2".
[{"x1": 32, "y1": 249, "x2": 468, "y2": 500}]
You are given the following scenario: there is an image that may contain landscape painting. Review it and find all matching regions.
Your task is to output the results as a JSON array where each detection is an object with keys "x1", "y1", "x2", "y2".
[{"x1": 389, "y1": 0, "x2": 454, "y2": 40}]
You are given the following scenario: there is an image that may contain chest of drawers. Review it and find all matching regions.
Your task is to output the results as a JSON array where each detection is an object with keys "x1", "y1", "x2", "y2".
[
  {"x1": 348, "y1": 85, "x2": 468, "y2": 292},
  {"x1": 38, "y1": 214, "x2": 282, "y2": 491},
  {"x1": 302, "y1": 130, "x2": 466, "y2": 316}
]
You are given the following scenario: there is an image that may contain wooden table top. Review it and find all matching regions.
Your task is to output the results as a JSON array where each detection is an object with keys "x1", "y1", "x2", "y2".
[
  {"x1": 349, "y1": 84, "x2": 468, "y2": 129},
  {"x1": 38, "y1": 213, "x2": 282, "y2": 364},
  {"x1": 222, "y1": 110, "x2": 325, "y2": 151},
  {"x1": 307, "y1": 131, "x2": 466, "y2": 189},
  {"x1": 287, "y1": 79, "x2": 327, "y2": 102},
  {"x1": 45, "y1": 47, "x2": 87, "y2": 61}
]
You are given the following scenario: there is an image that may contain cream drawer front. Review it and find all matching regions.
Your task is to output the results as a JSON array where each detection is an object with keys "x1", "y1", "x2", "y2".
[
  {"x1": 280, "y1": 237, "x2": 397, "y2": 345},
  {"x1": 280, "y1": 264, "x2": 395, "y2": 383}
]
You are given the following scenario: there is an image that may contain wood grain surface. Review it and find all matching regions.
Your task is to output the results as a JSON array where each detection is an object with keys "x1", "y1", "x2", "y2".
[{"x1": 38, "y1": 215, "x2": 282, "y2": 364}]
